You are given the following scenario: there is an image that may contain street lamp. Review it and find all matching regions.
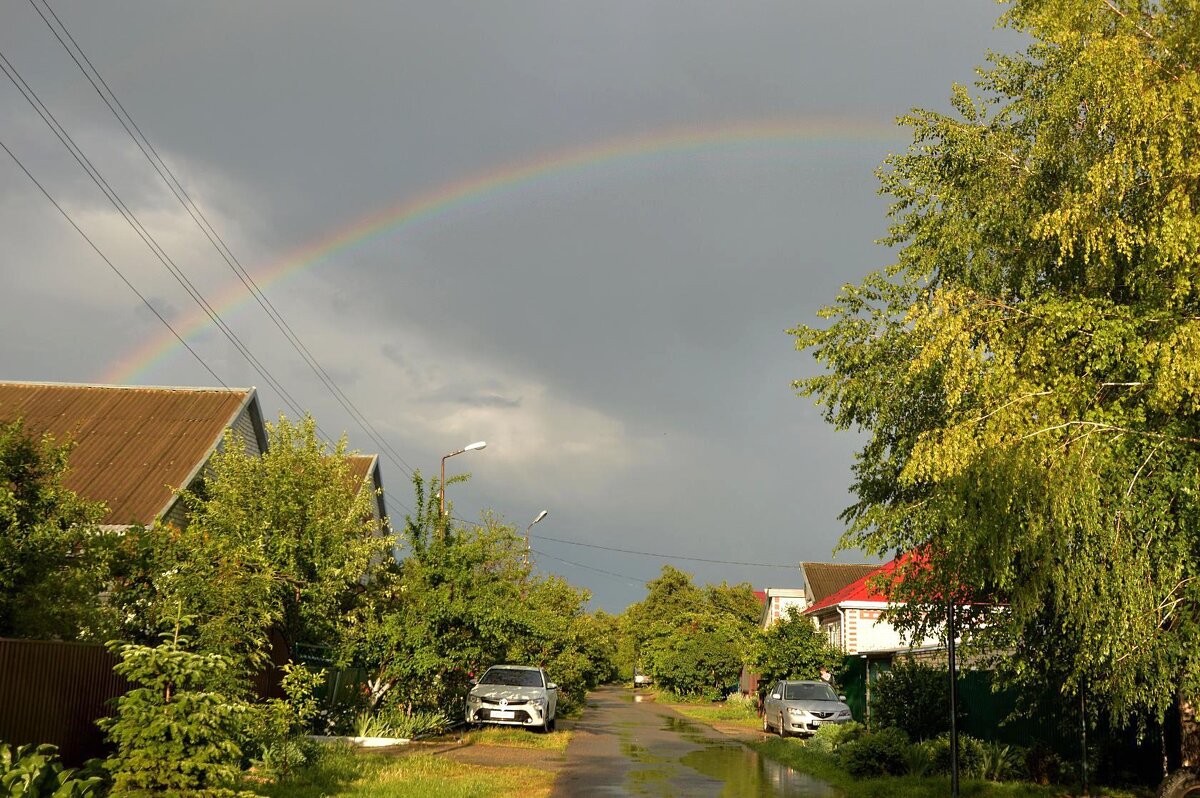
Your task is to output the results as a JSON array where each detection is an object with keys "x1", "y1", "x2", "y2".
[
  {"x1": 525, "y1": 510, "x2": 548, "y2": 567},
  {"x1": 441, "y1": 441, "x2": 486, "y2": 517}
]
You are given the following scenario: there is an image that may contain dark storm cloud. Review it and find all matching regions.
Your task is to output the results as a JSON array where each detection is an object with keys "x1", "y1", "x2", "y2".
[{"x1": 0, "y1": 1, "x2": 1022, "y2": 608}]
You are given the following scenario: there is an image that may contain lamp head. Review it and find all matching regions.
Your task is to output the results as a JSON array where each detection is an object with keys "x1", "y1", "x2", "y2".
[
  {"x1": 532, "y1": 510, "x2": 548, "y2": 525},
  {"x1": 465, "y1": 441, "x2": 487, "y2": 451}
]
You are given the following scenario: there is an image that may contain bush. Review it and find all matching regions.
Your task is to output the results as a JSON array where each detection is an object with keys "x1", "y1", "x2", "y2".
[
  {"x1": 0, "y1": 743, "x2": 107, "y2": 797},
  {"x1": 837, "y1": 728, "x2": 910, "y2": 777},
  {"x1": 99, "y1": 632, "x2": 253, "y2": 796},
  {"x1": 977, "y1": 741, "x2": 1023, "y2": 781},
  {"x1": 870, "y1": 660, "x2": 963, "y2": 741},
  {"x1": 807, "y1": 721, "x2": 864, "y2": 754},
  {"x1": 377, "y1": 709, "x2": 450, "y2": 739},
  {"x1": 1024, "y1": 742, "x2": 1064, "y2": 785},
  {"x1": 927, "y1": 733, "x2": 986, "y2": 778},
  {"x1": 903, "y1": 740, "x2": 936, "y2": 777},
  {"x1": 248, "y1": 663, "x2": 324, "y2": 781}
]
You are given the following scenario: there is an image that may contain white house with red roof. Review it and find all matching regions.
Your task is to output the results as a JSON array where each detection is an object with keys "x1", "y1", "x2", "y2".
[{"x1": 804, "y1": 556, "x2": 940, "y2": 655}]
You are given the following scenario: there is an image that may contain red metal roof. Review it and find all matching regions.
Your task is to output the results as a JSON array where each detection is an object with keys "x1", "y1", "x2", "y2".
[{"x1": 0, "y1": 381, "x2": 256, "y2": 526}]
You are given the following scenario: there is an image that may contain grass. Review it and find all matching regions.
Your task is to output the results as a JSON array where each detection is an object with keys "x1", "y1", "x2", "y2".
[
  {"x1": 463, "y1": 726, "x2": 573, "y2": 751},
  {"x1": 748, "y1": 738, "x2": 1151, "y2": 798},
  {"x1": 671, "y1": 703, "x2": 762, "y2": 731},
  {"x1": 253, "y1": 743, "x2": 554, "y2": 798}
]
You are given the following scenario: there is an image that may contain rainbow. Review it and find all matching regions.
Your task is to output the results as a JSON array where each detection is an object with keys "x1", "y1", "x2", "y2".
[{"x1": 103, "y1": 116, "x2": 901, "y2": 384}]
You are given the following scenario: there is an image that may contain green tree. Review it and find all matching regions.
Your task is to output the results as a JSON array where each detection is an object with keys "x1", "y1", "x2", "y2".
[
  {"x1": 748, "y1": 606, "x2": 840, "y2": 699},
  {"x1": 622, "y1": 566, "x2": 760, "y2": 697},
  {"x1": 791, "y1": 0, "x2": 1200, "y2": 756},
  {"x1": 166, "y1": 415, "x2": 388, "y2": 671},
  {"x1": 0, "y1": 419, "x2": 117, "y2": 641},
  {"x1": 869, "y1": 660, "x2": 961, "y2": 741},
  {"x1": 100, "y1": 616, "x2": 253, "y2": 796}
]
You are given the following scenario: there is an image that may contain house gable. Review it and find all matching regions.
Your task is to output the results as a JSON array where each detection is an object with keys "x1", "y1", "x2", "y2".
[{"x1": 0, "y1": 381, "x2": 263, "y2": 527}]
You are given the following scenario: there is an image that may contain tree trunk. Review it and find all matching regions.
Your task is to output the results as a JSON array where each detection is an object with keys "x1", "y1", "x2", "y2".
[{"x1": 1157, "y1": 697, "x2": 1200, "y2": 798}]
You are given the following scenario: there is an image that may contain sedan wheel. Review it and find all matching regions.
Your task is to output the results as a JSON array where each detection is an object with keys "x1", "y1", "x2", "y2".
[
  {"x1": 778, "y1": 713, "x2": 787, "y2": 738},
  {"x1": 762, "y1": 712, "x2": 770, "y2": 733}
]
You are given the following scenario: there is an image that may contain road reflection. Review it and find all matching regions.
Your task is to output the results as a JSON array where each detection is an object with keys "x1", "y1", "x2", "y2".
[{"x1": 622, "y1": 715, "x2": 841, "y2": 797}]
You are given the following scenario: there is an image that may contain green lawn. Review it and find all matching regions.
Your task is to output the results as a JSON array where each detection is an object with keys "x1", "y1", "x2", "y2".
[
  {"x1": 464, "y1": 726, "x2": 573, "y2": 751},
  {"x1": 253, "y1": 744, "x2": 553, "y2": 798},
  {"x1": 671, "y1": 703, "x2": 762, "y2": 731},
  {"x1": 749, "y1": 738, "x2": 1151, "y2": 798}
]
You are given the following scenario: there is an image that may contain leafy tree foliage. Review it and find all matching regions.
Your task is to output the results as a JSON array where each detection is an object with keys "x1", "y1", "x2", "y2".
[
  {"x1": 0, "y1": 420, "x2": 116, "y2": 641},
  {"x1": 163, "y1": 415, "x2": 388, "y2": 671},
  {"x1": 747, "y1": 606, "x2": 840, "y2": 697},
  {"x1": 869, "y1": 660, "x2": 960, "y2": 741},
  {"x1": 100, "y1": 620, "x2": 253, "y2": 796},
  {"x1": 343, "y1": 472, "x2": 616, "y2": 718},
  {"x1": 621, "y1": 566, "x2": 761, "y2": 697},
  {"x1": 791, "y1": 0, "x2": 1200, "y2": 733}
]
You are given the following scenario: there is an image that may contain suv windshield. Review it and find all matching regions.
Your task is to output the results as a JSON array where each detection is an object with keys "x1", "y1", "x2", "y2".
[
  {"x1": 480, "y1": 668, "x2": 543, "y2": 687},
  {"x1": 784, "y1": 683, "x2": 837, "y2": 701}
]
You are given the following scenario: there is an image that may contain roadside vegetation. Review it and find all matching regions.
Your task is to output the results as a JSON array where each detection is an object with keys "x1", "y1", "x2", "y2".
[
  {"x1": 463, "y1": 727, "x2": 573, "y2": 751},
  {"x1": 0, "y1": 415, "x2": 617, "y2": 796},
  {"x1": 254, "y1": 745, "x2": 553, "y2": 798}
]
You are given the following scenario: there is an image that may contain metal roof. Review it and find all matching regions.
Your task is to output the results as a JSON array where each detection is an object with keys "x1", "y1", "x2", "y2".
[
  {"x1": 0, "y1": 381, "x2": 257, "y2": 526},
  {"x1": 800, "y1": 562, "x2": 880, "y2": 604}
]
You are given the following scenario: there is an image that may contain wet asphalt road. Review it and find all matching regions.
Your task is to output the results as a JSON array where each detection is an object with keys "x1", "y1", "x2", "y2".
[{"x1": 549, "y1": 686, "x2": 840, "y2": 797}]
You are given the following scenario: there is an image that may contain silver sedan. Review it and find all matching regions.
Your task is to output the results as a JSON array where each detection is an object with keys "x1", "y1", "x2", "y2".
[{"x1": 762, "y1": 679, "x2": 853, "y2": 737}]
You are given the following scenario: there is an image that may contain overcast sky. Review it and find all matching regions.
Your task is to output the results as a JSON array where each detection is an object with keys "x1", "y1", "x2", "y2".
[{"x1": 0, "y1": 2, "x2": 1022, "y2": 610}]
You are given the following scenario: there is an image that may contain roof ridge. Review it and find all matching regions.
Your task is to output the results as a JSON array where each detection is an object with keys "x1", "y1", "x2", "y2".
[{"x1": 0, "y1": 380, "x2": 253, "y2": 393}]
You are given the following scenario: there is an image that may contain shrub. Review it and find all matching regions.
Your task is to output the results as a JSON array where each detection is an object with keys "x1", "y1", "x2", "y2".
[
  {"x1": 1024, "y1": 742, "x2": 1064, "y2": 785},
  {"x1": 977, "y1": 741, "x2": 1022, "y2": 781},
  {"x1": 870, "y1": 660, "x2": 963, "y2": 741},
  {"x1": 249, "y1": 663, "x2": 324, "y2": 780},
  {"x1": 807, "y1": 721, "x2": 864, "y2": 754},
  {"x1": 927, "y1": 733, "x2": 986, "y2": 778},
  {"x1": 903, "y1": 740, "x2": 936, "y2": 777},
  {"x1": 0, "y1": 743, "x2": 107, "y2": 797},
  {"x1": 378, "y1": 709, "x2": 450, "y2": 739},
  {"x1": 837, "y1": 727, "x2": 910, "y2": 777},
  {"x1": 99, "y1": 630, "x2": 253, "y2": 796}
]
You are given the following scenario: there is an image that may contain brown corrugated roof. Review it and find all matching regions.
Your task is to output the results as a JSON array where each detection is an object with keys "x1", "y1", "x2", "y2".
[
  {"x1": 345, "y1": 454, "x2": 377, "y2": 486},
  {"x1": 801, "y1": 562, "x2": 880, "y2": 604},
  {"x1": 0, "y1": 381, "x2": 255, "y2": 526}
]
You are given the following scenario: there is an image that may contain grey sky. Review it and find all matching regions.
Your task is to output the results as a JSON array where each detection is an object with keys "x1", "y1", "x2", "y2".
[{"x1": 0, "y1": 2, "x2": 1021, "y2": 609}]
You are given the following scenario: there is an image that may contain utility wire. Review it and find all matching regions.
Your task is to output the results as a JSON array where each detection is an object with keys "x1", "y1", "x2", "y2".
[
  {"x1": 529, "y1": 532, "x2": 798, "y2": 568},
  {"x1": 529, "y1": 548, "x2": 648, "y2": 585},
  {"x1": 28, "y1": 0, "x2": 417, "y2": 480},
  {"x1": 0, "y1": 49, "x2": 310, "y2": 423},
  {"x1": 0, "y1": 137, "x2": 227, "y2": 388}
]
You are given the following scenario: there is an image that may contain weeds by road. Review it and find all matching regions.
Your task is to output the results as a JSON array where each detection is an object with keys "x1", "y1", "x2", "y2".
[
  {"x1": 749, "y1": 738, "x2": 1151, "y2": 798},
  {"x1": 254, "y1": 744, "x2": 554, "y2": 798},
  {"x1": 463, "y1": 727, "x2": 573, "y2": 751}
]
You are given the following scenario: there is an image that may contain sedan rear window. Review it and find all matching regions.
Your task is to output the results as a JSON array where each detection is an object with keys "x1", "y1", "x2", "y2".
[
  {"x1": 784, "y1": 683, "x2": 837, "y2": 701},
  {"x1": 480, "y1": 668, "x2": 543, "y2": 687}
]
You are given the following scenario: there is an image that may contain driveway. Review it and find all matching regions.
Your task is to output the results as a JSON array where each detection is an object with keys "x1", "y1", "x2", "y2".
[{"x1": 549, "y1": 686, "x2": 840, "y2": 797}]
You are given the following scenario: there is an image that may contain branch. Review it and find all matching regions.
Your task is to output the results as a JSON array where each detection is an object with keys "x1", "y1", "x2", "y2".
[
  {"x1": 971, "y1": 390, "x2": 1053, "y2": 425},
  {"x1": 1126, "y1": 440, "x2": 1165, "y2": 499}
]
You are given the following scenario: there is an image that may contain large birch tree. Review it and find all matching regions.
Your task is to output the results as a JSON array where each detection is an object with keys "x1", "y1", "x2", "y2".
[{"x1": 792, "y1": 0, "x2": 1200, "y2": 763}]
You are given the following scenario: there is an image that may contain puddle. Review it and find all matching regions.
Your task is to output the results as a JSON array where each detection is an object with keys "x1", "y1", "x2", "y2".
[{"x1": 618, "y1": 714, "x2": 840, "y2": 797}]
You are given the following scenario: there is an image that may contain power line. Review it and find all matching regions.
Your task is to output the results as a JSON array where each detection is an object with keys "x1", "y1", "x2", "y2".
[
  {"x1": 530, "y1": 532, "x2": 797, "y2": 568},
  {"x1": 529, "y1": 548, "x2": 648, "y2": 585},
  {"x1": 0, "y1": 136, "x2": 226, "y2": 388},
  {"x1": 0, "y1": 48, "x2": 310, "y2": 423},
  {"x1": 27, "y1": 0, "x2": 418, "y2": 480}
]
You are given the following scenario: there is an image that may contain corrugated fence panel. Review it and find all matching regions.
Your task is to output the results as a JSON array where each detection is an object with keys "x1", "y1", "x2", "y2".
[{"x1": 0, "y1": 638, "x2": 129, "y2": 764}]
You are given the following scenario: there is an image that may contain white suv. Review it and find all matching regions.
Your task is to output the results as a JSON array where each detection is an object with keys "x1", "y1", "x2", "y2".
[{"x1": 465, "y1": 665, "x2": 558, "y2": 732}]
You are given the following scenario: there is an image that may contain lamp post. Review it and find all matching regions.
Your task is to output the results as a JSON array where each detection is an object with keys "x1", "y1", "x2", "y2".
[
  {"x1": 525, "y1": 510, "x2": 548, "y2": 567},
  {"x1": 440, "y1": 441, "x2": 486, "y2": 518}
]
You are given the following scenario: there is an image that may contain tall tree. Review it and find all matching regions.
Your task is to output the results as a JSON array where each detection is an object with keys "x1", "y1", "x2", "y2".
[
  {"x1": 166, "y1": 415, "x2": 388, "y2": 670},
  {"x1": 0, "y1": 420, "x2": 116, "y2": 640},
  {"x1": 791, "y1": 0, "x2": 1200, "y2": 760}
]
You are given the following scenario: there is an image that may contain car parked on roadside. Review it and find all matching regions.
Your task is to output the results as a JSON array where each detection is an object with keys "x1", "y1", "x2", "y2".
[
  {"x1": 633, "y1": 667, "x2": 652, "y2": 689},
  {"x1": 761, "y1": 679, "x2": 853, "y2": 737},
  {"x1": 465, "y1": 665, "x2": 558, "y2": 732}
]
